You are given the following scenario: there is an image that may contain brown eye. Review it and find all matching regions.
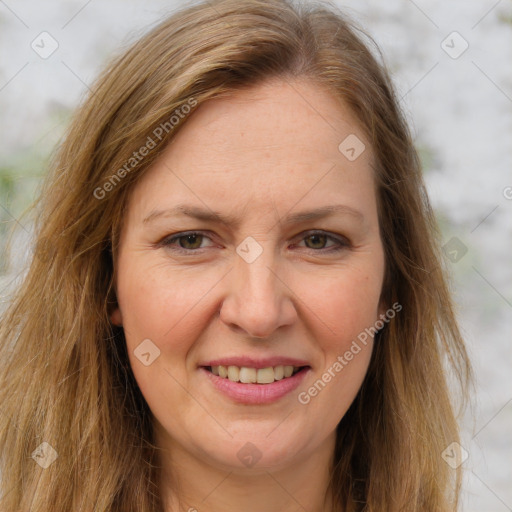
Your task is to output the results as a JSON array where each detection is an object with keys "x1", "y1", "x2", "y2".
[
  {"x1": 297, "y1": 231, "x2": 349, "y2": 252},
  {"x1": 160, "y1": 230, "x2": 349, "y2": 255},
  {"x1": 161, "y1": 231, "x2": 214, "y2": 252},
  {"x1": 177, "y1": 233, "x2": 204, "y2": 250},
  {"x1": 304, "y1": 233, "x2": 328, "y2": 250}
]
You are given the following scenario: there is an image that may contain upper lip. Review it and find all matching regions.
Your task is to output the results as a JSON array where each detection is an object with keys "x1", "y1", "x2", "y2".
[{"x1": 199, "y1": 356, "x2": 311, "y2": 369}]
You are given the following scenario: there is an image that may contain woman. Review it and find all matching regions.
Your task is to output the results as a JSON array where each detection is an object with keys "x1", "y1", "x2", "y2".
[{"x1": 0, "y1": 0, "x2": 472, "y2": 510}]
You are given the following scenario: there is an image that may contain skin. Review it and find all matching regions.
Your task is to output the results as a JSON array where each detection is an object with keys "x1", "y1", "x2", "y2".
[{"x1": 111, "y1": 77, "x2": 387, "y2": 512}]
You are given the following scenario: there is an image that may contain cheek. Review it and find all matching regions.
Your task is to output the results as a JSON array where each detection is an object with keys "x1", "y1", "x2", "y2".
[
  {"x1": 117, "y1": 250, "x2": 384, "y2": 362},
  {"x1": 294, "y1": 269, "x2": 379, "y2": 420},
  {"x1": 117, "y1": 260, "x2": 217, "y2": 413},
  {"x1": 114, "y1": 260, "x2": 221, "y2": 414},
  {"x1": 299, "y1": 263, "x2": 383, "y2": 348},
  {"x1": 117, "y1": 259, "x2": 216, "y2": 349}
]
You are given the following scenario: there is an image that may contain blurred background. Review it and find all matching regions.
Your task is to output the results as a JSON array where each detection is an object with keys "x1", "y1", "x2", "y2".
[{"x1": 0, "y1": 0, "x2": 511, "y2": 510}]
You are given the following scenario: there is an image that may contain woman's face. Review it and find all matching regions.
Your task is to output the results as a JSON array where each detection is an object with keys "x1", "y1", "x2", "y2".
[{"x1": 111, "y1": 78, "x2": 386, "y2": 472}]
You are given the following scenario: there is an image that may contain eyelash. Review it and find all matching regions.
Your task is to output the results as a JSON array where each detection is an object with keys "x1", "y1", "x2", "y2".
[{"x1": 159, "y1": 230, "x2": 350, "y2": 255}]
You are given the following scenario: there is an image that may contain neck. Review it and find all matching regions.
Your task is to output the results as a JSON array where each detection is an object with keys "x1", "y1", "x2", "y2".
[{"x1": 157, "y1": 430, "x2": 337, "y2": 512}]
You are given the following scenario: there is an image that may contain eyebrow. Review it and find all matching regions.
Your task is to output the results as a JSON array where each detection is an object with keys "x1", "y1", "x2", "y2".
[{"x1": 142, "y1": 203, "x2": 365, "y2": 228}]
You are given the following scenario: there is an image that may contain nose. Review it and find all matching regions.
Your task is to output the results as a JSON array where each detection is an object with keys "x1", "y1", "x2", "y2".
[{"x1": 218, "y1": 242, "x2": 297, "y2": 339}]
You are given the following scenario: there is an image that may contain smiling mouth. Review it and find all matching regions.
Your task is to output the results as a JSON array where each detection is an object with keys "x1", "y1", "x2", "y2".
[{"x1": 204, "y1": 364, "x2": 308, "y2": 384}]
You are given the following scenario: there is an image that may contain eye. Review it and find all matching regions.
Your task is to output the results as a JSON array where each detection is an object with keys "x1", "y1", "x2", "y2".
[
  {"x1": 158, "y1": 230, "x2": 350, "y2": 254},
  {"x1": 294, "y1": 230, "x2": 350, "y2": 252},
  {"x1": 160, "y1": 232, "x2": 214, "y2": 252}
]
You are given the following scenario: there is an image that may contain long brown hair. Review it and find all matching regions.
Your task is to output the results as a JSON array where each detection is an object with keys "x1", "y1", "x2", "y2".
[{"x1": 0, "y1": 0, "x2": 471, "y2": 510}]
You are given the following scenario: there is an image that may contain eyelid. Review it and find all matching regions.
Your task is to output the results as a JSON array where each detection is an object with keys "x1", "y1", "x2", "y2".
[{"x1": 159, "y1": 229, "x2": 351, "y2": 254}]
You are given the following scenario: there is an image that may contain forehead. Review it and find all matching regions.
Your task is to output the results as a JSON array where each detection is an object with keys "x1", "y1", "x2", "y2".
[
  {"x1": 170, "y1": 78, "x2": 370, "y2": 163},
  {"x1": 127, "y1": 78, "x2": 376, "y2": 225}
]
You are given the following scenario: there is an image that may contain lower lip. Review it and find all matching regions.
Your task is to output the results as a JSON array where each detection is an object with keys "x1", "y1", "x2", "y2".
[{"x1": 200, "y1": 367, "x2": 310, "y2": 404}]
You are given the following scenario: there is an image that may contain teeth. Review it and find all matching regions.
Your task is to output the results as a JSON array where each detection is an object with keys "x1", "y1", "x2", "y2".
[
  {"x1": 227, "y1": 365, "x2": 240, "y2": 382},
  {"x1": 239, "y1": 367, "x2": 256, "y2": 383},
  {"x1": 210, "y1": 364, "x2": 302, "y2": 384},
  {"x1": 256, "y1": 367, "x2": 274, "y2": 384},
  {"x1": 273, "y1": 365, "x2": 284, "y2": 380}
]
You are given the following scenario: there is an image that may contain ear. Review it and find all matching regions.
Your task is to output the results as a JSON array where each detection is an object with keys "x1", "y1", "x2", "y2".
[{"x1": 110, "y1": 307, "x2": 123, "y2": 326}]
